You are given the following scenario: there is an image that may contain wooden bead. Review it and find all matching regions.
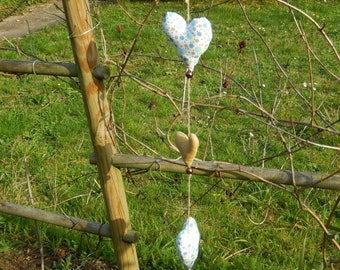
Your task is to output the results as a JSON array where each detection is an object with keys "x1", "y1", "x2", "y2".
[{"x1": 186, "y1": 70, "x2": 193, "y2": 79}]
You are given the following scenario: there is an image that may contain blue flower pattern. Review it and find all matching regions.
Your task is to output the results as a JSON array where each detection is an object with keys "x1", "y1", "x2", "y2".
[
  {"x1": 163, "y1": 12, "x2": 212, "y2": 71},
  {"x1": 176, "y1": 217, "x2": 200, "y2": 269}
]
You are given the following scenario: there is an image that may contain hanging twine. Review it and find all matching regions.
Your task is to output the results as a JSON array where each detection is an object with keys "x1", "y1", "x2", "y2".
[
  {"x1": 187, "y1": 173, "x2": 192, "y2": 218},
  {"x1": 182, "y1": 76, "x2": 187, "y2": 111},
  {"x1": 187, "y1": 77, "x2": 191, "y2": 136},
  {"x1": 185, "y1": 0, "x2": 192, "y2": 219},
  {"x1": 174, "y1": 2, "x2": 201, "y2": 268},
  {"x1": 185, "y1": 0, "x2": 190, "y2": 22}
]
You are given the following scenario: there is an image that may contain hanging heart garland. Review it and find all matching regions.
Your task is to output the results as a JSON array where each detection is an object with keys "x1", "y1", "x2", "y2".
[
  {"x1": 176, "y1": 217, "x2": 200, "y2": 270},
  {"x1": 175, "y1": 131, "x2": 199, "y2": 169},
  {"x1": 165, "y1": 7, "x2": 207, "y2": 270},
  {"x1": 162, "y1": 12, "x2": 213, "y2": 72}
]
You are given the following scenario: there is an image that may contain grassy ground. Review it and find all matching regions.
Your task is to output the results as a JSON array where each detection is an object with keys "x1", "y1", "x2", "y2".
[
  {"x1": 0, "y1": 0, "x2": 47, "y2": 20},
  {"x1": 0, "y1": 0, "x2": 339, "y2": 269}
]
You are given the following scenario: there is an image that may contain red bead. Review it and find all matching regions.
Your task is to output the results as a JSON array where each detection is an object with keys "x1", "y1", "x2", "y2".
[
  {"x1": 186, "y1": 167, "x2": 193, "y2": 174},
  {"x1": 186, "y1": 71, "x2": 193, "y2": 79}
]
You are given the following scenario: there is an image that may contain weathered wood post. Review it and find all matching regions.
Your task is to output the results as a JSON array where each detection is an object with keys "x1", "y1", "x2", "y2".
[{"x1": 61, "y1": 0, "x2": 139, "y2": 269}]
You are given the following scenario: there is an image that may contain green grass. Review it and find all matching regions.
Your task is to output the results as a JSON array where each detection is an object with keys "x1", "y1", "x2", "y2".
[
  {"x1": 0, "y1": 0, "x2": 47, "y2": 19},
  {"x1": 0, "y1": 0, "x2": 339, "y2": 269}
]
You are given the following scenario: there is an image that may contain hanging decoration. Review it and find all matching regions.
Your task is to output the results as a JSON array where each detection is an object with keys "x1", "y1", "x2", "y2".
[
  {"x1": 162, "y1": 12, "x2": 213, "y2": 73},
  {"x1": 174, "y1": 132, "x2": 200, "y2": 269},
  {"x1": 162, "y1": 9, "x2": 213, "y2": 109},
  {"x1": 176, "y1": 217, "x2": 200, "y2": 270},
  {"x1": 175, "y1": 131, "x2": 199, "y2": 169},
  {"x1": 163, "y1": 2, "x2": 212, "y2": 269}
]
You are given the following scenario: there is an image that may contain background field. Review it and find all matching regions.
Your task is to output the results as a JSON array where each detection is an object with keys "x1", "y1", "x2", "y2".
[{"x1": 0, "y1": 0, "x2": 339, "y2": 269}]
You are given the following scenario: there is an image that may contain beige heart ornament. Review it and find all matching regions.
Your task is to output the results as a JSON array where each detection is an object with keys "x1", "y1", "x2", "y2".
[{"x1": 175, "y1": 131, "x2": 199, "y2": 168}]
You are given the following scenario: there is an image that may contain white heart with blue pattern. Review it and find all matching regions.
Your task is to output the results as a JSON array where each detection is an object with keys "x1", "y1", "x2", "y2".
[
  {"x1": 176, "y1": 217, "x2": 200, "y2": 269},
  {"x1": 163, "y1": 12, "x2": 212, "y2": 72}
]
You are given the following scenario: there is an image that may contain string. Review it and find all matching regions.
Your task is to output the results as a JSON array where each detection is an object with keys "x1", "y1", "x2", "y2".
[
  {"x1": 186, "y1": 76, "x2": 192, "y2": 218},
  {"x1": 32, "y1": 60, "x2": 38, "y2": 75},
  {"x1": 185, "y1": 0, "x2": 190, "y2": 22},
  {"x1": 69, "y1": 22, "x2": 100, "y2": 38},
  {"x1": 187, "y1": 76, "x2": 191, "y2": 135},
  {"x1": 182, "y1": 75, "x2": 187, "y2": 111},
  {"x1": 187, "y1": 173, "x2": 192, "y2": 218},
  {"x1": 185, "y1": 0, "x2": 192, "y2": 219}
]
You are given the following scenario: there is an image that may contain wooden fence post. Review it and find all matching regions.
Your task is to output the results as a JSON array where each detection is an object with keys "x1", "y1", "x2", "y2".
[{"x1": 61, "y1": 0, "x2": 139, "y2": 269}]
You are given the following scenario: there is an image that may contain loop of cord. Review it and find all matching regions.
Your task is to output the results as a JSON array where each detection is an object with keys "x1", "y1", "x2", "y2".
[
  {"x1": 68, "y1": 22, "x2": 100, "y2": 38},
  {"x1": 32, "y1": 60, "x2": 39, "y2": 75}
]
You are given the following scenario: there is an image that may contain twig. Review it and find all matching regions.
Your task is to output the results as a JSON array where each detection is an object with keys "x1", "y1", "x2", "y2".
[
  {"x1": 24, "y1": 157, "x2": 44, "y2": 270},
  {"x1": 323, "y1": 195, "x2": 340, "y2": 268},
  {"x1": 192, "y1": 0, "x2": 234, "y2": 14},
  {"x1": 303, "y1": 204, "x2": 340, "y2": 251},
  {"x1": 237, "y1": 0, "x2": 312, "y2": 111},
  {"x1": 105, "y1": 1, "x2": 161, "y2": 150},
  {"x1": 276, "y1": 0, "x2": 340, "y2": 62},
  {"x1": 116, "y1": 0, "x2": 143, "y2": 26},
  {"x1": 291, "y1": 13, "x2": 316, "y2": 125},
  {"x1": 118, "y1": 0, "x2": 159, "y2": 75},
  {"x1": 239, "y1": 195, "x2": 272, "y2": 226},
  {"x1": 222, "y1": 247, "x2": 250, "y2": 261},
  {"x1": 113, "y1": 124, "x2": 162, "y2": 156},
  {"x1": 202, "y1": 71, "x2": 224, "y2": 161},
  {"x1": 237, "y1": 111, "x2": 340, "y2": 151},
  {"x1": 236, "y1": 0, "x2": 337, "y2": 134}
]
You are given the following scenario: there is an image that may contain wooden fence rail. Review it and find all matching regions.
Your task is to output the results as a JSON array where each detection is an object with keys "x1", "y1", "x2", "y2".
[
  {"x1": 0, "y1": 200, "x2": 111, "y2": 238},
  {"x1": 0, "y1": 200, "x2": 140, "y2": 243},
  {"x1": 0, "y1": 59, "x2": 77, "y2": 77},
  {"x1": 95, "y1": 154, "x2": 340, "y2": 191},
  {"x1": 0, "y1": 59, "x2": 110, "y2": 80}
]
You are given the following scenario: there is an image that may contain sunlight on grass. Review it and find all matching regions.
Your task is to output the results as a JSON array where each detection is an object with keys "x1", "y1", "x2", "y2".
[{"x1": 0, "y1": 0, "x2": 339, "y2": 269}]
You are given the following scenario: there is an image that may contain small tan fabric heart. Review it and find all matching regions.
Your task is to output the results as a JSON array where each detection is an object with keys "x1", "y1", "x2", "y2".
[{"x1": 175, "y1": 131, "x2": 199, "y2": 168}]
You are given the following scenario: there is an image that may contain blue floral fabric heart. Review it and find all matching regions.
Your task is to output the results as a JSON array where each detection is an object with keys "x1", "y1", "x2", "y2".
[
  {"x1": 176, "y1": 217, "x2": 200, "y2": 269},
  {"x1": 163, "y1": 12, "x2": 212, "y2": 72}
]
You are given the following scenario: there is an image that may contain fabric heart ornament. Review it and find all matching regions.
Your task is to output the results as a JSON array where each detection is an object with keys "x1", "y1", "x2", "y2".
[
  {"x1": 175, "y1": 131, "x2": 199, "y2": 168},
  {"x1": 176, "y1": 217, "x2": 200, "y2": 269},
  {"x1": 163, "y1": 12, "x2": 212, "y2": 72}
]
